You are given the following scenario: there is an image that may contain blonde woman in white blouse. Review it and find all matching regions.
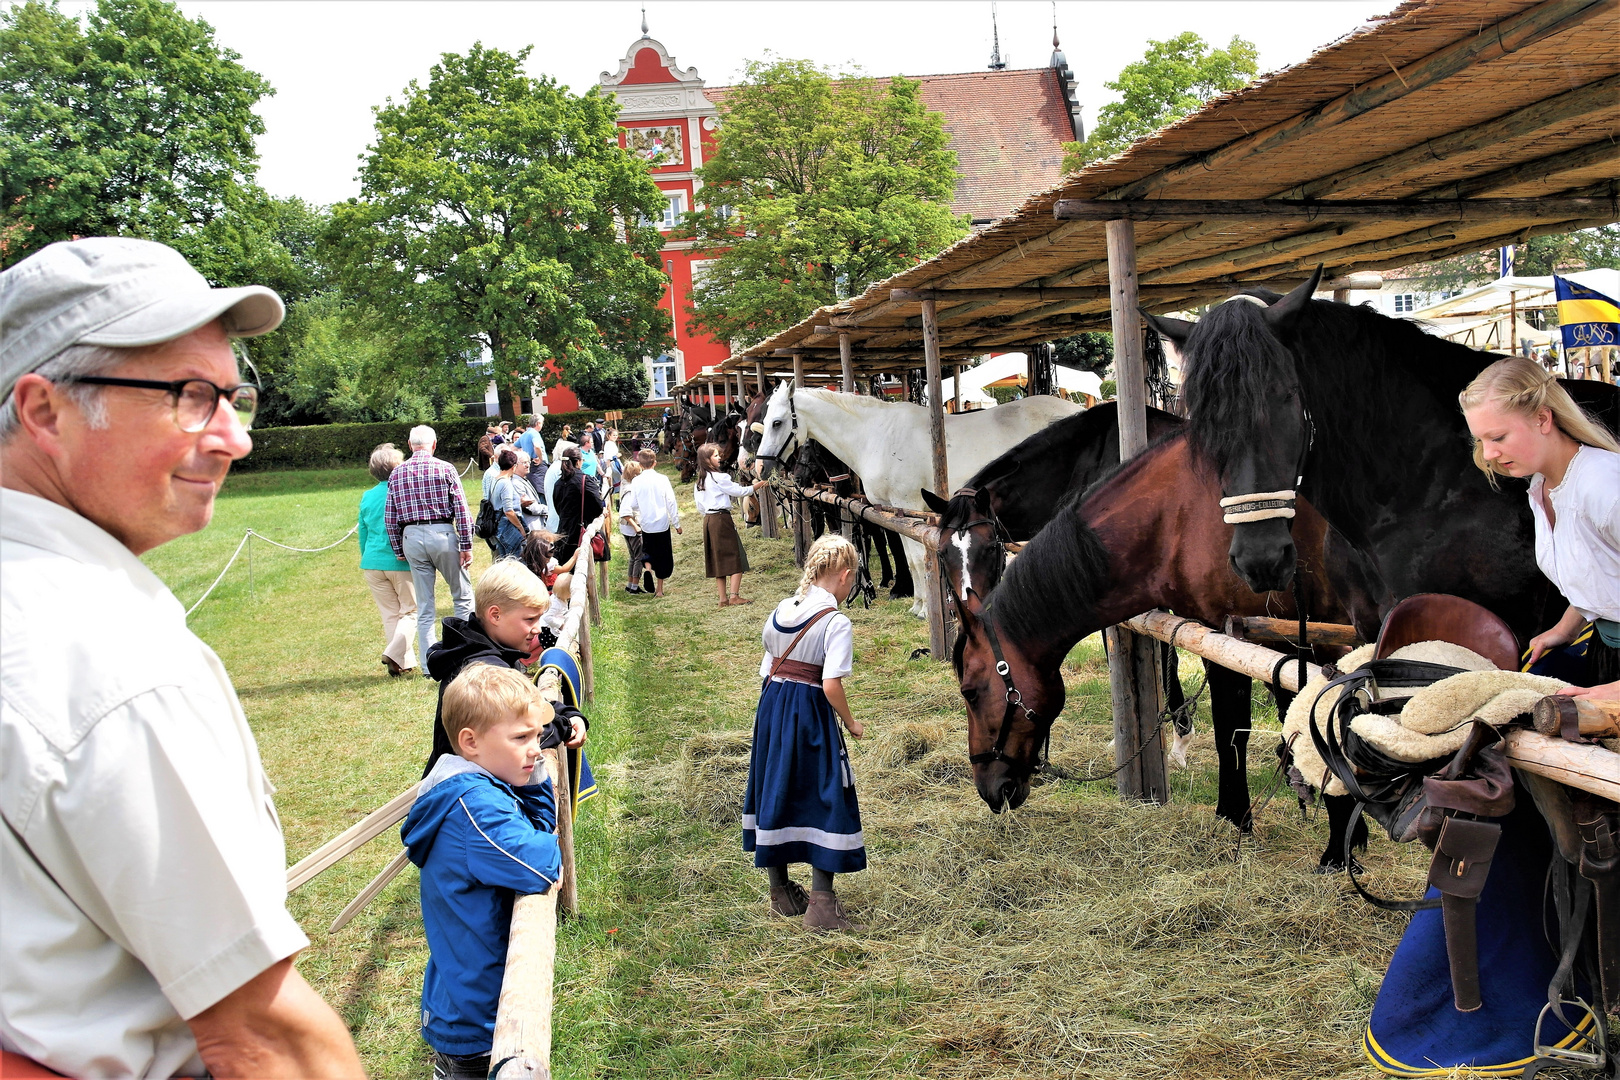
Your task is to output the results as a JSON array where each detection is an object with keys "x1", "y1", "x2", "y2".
[
  {"x1": 694, "y1": 442, "x2": 768, "y2": 607},
  {"x1": 1462, "y1": 356, "x2": 1620, "y2": 699}
]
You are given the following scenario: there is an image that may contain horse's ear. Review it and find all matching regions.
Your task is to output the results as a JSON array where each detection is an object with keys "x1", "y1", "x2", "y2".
[
  {"x1": 920, "y1": 488, "x2": 951, "y2": 515},
  {"x1": 1142, "y1": 310, "x2": 1194, "y2": 345},
  {"x1": 973, "y1": 486, "x2": 994, "y2": 515},
  {"x1": 1264, "y1": 265, "x2": 1324, "y2": 329}
]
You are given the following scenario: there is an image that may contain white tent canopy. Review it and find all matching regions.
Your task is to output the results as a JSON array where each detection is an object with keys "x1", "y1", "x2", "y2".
[
  {"x1": 936, "y1": 352, "x2": 1104, "y2": 407},
  {"x1": 1413, "y1": 268, "x2": 1620, "y2": 321}
]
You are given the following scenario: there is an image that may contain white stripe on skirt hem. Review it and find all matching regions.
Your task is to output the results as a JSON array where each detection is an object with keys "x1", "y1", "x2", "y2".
[{"x1": 742, "y1": 815, "x2": 865, "y2": 851}]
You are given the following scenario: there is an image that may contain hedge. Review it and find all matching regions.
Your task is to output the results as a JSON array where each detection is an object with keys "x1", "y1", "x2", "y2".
[{"x1": 233, "y1": 407, "x2": 672, "y2": 472}]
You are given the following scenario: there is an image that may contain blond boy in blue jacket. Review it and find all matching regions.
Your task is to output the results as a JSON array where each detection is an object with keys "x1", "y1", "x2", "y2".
[{"x1": 403, "y1": 663, "x2": 562, "y2": 1079}]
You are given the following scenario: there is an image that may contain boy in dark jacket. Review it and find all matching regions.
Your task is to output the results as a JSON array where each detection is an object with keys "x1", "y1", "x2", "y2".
[
  {"x1": 423, "y1": 559, "x2": 585, "y2": 776},
  {"x1": 403, "y1": 663, "x2": 563, "y2": 1080}
]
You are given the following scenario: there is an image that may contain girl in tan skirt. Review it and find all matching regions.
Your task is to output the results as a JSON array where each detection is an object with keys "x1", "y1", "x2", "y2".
[{"x1": 694, "y1": 442, "x2": 768, "y2": 607}]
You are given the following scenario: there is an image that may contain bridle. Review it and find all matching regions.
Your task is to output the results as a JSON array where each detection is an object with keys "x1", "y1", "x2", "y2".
[
  {"x1": 965, "y1": 593, "x2": 1047, "y2": 773},
  {"x1": 757, "y1": 386, "x2": 801, "y2": 467}
]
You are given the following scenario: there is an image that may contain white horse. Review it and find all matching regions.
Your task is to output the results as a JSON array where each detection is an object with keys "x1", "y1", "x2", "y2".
[{"x1": 754, "y1": 383, "x2": 1082, "y2": 617}]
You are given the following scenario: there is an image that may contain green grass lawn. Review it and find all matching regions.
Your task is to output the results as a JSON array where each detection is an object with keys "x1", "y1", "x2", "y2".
[{"x1": 143, "y1": 464, "x2": 1427, "y2": 1079}]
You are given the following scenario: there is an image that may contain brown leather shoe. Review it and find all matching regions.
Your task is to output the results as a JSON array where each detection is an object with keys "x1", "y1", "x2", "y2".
[
  {"x1": 769, "y1": 880, "x2": 809, "y2": 917},
  {"x1": 803, "y1": 890, "x2": 865, "y2": 932}
]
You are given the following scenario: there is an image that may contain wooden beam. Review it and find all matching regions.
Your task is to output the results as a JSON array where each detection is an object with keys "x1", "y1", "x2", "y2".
[
  {"x1": 1104, "y1": 0, "x2": 1612, "y2": 202},
  {"x1": 1291, "y1": 73, "x2": 1620, "y2": 202},
  {"x1": 287, "y1": 785, "x2": 418, "y2": 891},
  {"x1": 1053, "y1": 197, "x2": 1615, "y2": 222},
  {"x1": 792, "y1": 352, "x2": 803, "y2": 389},
  {"x1": 839, "y1": 332, "x2": 854, "y2": 392},
  {"x1": 1107, "y1": 220, "x2": 1148, "y2": 457},
  {"x1": 1224, "y1": 615, "x2": 1361, "y2": 649}
]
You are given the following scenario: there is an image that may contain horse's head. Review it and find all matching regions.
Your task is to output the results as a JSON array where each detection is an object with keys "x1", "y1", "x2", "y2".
[
  {"x1": 922, "y1": 486, "x2": 1009, "y2": 606},
  {"x1": 952, "y1": 590, "x2": 1065, "y2": 813},
  {"x1": 1147, "y1": 267, "x2": 1321, "y2": 594},
  {"x1": 738, "y1": 392, "x2": 767, "y2": 467},
  {"x1": 754, "y1": 380, "x2": 799, "y2": 479}
]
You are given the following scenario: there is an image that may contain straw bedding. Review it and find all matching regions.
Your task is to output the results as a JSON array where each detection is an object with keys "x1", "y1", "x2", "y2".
[{"x1": 656, "y1": 683, "x2": 1429, "y2": 1078}]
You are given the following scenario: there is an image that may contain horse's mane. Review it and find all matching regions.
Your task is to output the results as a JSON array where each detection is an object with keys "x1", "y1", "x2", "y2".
[
  {"x1": 1183, "y1": 295, "x2": 1496, "y2": 481},
  {"x1": 985, "y1": 483, "x2": 1110, "y2": 648}
]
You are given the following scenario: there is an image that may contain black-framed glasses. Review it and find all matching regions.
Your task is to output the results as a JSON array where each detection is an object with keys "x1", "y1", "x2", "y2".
[{"x1": 61, "y1": 376, "x2": 259, "y2": 432}]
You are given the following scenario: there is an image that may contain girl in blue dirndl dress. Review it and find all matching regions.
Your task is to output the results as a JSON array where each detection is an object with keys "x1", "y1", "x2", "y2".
[{"x1": 743, "y1": 534, "x2": 867, "y2": 932}]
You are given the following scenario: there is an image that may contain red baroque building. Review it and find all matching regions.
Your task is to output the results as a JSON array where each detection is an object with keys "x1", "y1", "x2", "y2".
[{"x1": 536, "y1": 28, "x2": 1084, "y2": 413}]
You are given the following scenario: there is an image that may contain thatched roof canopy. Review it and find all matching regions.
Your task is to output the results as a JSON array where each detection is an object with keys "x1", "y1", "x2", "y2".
[{"x1": 712, "y1": 0, "x2": 1618, "y2": 381}]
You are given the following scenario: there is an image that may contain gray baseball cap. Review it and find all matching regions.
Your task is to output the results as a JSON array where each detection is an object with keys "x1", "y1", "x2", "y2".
[{"x1": 0, "y1": 236, "x2": 285, "y2": 404}]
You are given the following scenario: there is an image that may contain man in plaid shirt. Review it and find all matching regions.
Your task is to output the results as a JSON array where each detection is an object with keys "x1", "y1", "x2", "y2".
[{"x1": 385, "y1": 425, "x2": 474, "y2": 667}]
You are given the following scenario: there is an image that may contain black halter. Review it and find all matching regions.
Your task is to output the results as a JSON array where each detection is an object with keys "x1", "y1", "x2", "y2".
[
  {"x1": 757, "y1": 386, "x2": 801, "y2": 467},
  {"x1": 965, "y1": 596, "x2": 1044, "y2": 772}
]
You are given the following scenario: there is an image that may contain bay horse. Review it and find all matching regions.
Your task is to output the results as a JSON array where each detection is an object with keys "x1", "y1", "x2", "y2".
[
  {"x1": 753, "y1": 382, "x2": 1081, "y2": 617},
  {"x1": 951, "y1": 429, "x2": 1383, "y2": 867},
  {"x1": 939, "y1": 427, "x2": 1380, "y2": 867},
  {"x1": 1151, "y1": 267, "x2": 1620, "y2": 644}
]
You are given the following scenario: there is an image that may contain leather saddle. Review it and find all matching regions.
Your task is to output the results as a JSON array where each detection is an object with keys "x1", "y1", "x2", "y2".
[
  {"x1": 1353, "y1": 595, "x2": 1620, "y2": 1038},
  {"x1": 1374, "y1": 592, "x2": 1520, "y2": 671}
]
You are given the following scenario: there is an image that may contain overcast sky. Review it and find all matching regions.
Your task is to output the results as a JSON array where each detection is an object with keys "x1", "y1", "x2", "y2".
[{"x1": 73, "y1": 0, "x2": 1391, "y2": 207}]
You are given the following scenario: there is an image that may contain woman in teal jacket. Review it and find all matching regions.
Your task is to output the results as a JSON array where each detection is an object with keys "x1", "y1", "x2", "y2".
[{"x1": 359, "y1": 443, "x2": 418, "y2": 676}]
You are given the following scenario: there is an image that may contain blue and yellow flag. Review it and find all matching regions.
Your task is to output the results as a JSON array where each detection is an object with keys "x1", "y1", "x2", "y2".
[{"x1": 1556, "y1": 275, "x2": 1620, "y2": 349}]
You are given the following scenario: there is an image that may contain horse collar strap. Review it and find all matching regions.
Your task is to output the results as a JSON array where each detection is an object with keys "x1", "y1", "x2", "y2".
[{"x1": 1219, "y1": 489, "x2": 1297, "y2": 524}]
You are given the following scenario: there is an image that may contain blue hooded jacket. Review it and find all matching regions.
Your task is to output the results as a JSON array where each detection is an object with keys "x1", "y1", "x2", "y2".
[{"x1": 402, "y1": 754, "x2": 561, "y2": 1055}]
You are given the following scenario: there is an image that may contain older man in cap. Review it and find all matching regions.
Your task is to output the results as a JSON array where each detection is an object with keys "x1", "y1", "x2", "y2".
[{"x1": 0, "y1": 238, "x2": 363, "y2": 1078}]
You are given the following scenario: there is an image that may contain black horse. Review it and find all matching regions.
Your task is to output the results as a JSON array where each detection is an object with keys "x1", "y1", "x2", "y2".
[{"x1": 1150, "y1": 267, "x2": 1620, "y2": 645}]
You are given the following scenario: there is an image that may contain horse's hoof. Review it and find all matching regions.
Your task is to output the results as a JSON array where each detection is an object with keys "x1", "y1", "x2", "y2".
[{"x1": 1314, "y1": 856, "x2": 1363, "y2": 875}]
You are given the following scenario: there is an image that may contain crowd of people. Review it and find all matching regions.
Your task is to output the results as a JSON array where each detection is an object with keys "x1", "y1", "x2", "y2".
[{"x1": 0, "y1": 235, "x2": 860, "y2": 1079}]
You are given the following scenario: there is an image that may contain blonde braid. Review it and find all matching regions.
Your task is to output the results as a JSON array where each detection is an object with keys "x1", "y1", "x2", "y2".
[
  {"x1": 796, "y1": 534, "x2": 861, "y2": 598},
  {"x1": 1459, "y1": 356, "x2": 1620, "y2": 485}
]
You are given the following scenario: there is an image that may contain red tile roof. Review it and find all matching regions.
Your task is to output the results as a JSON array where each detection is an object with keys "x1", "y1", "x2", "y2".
[{"x1": 705, "y1": 67, "x2": 1077, "y2": 223}]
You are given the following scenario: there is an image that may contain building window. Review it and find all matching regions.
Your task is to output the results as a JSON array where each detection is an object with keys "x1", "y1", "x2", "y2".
[
  {"x1": 650, "y1": 354, "x2": 677, "y2": 399},
  {"x1": 659, "y1": 193, "x2": 685, "y2": 230},
  {"x1": 1392, "y1": 293, "x2": 1416, "y2": 313}
]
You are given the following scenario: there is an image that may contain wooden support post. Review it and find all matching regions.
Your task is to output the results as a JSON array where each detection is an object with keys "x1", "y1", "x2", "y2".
[
  {"x1": 952, "y1": 364, "x2": 961, "y2": 413},
  {"x1": 578, "y1": 604, "x2": 594, "y2": 702},
  {"x1": 707, "y1": 381, "x2": 716, "y2": 420},
  {"x1": 587, "y1": 544, "x2": 601, "y2": 628},
  {"x1": 920, "y1": 298, "x2": 951, "y2": 663},
  {"x1": 792, "y1": 352, "x2": 804, "y2": 389},
  {"x1": 489, "y1": 746, "x2": 562, "y2": 1079},
  {"x1": 759, "y1": 483, "x2": 780, "y2": 540},
  {"x1": 839, "y1": 332, "x2": 854, "y2": 392},
  {"x1": 755, "y1": 361, "x2": 766, "y2": 395},
  {"x1": 554, "y1": 745, "x2": 578, "y2": 917},
  {"x1": 1104, "y1": 217, "x2": 1168, "y2": 805}
]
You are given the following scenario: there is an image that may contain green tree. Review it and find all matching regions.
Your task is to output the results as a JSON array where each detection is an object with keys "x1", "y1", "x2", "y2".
[
  {"x1": 265, "y1": 292, "x2": 454, "y2": 424},
  {"x1": 327, "y1": 44, "x2": 670, "y2": 419},
  {"x1": 1408, "y1": 225, "x2": 1620, "y2": 294},
  {"x1": 569, "y1": 362, "x2": 651, "y2": 411},
  {"x1": 681, "y1": 57, "x2": 966, "y2": 349},
  {"x1": 0, "y1": 0, "x2": 272, "y2": 265},
  {"x1": 1063, "y1": 32, "x2": 1257, "y2": 169},
  {"x1": 1052, "y1": 332, "x2": 1113, "y2": 379}
]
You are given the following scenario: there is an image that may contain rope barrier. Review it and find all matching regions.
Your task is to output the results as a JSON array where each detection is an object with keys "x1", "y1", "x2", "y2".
[
  {"x1": 248, "y1": 525, "x2": 358, "y2": 553},
  {"x1": 184, "y1": 525, "x2": 357, "y2": 618},
  {"x1": 184, "y1": 532, "x2": 253, "y2": 618}
]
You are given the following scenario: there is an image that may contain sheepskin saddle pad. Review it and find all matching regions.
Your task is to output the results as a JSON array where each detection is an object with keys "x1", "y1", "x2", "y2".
[{"x1": 1283, "y1": 640, "x2": 1568, "y2": 798}]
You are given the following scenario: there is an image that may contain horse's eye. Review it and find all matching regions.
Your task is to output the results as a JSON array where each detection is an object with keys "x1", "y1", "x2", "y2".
[{"x1": 962, "y1": 685, "x2": 979, "y2": 703}]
